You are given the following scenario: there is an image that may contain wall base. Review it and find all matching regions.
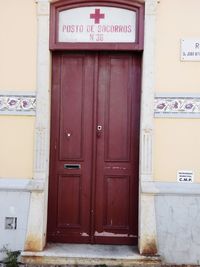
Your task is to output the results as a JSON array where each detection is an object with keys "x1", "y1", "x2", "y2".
[{"x1": 0, "y1": 190, "x2": 30, "y2": 261}]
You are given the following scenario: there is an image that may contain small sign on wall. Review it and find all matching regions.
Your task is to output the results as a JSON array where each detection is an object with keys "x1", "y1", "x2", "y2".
[
  {"x1": 181, "y1": 39, "x2": 200, "y2": 61},
  {"x1": 177, "y1": 170, "x2": 194, "y2": 183}
]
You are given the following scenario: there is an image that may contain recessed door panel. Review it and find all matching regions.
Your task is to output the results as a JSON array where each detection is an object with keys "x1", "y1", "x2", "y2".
[
  {"x1": 59, "y1": 56, "x2": 84, "y2": 160},
  {"x1": 94, "y1": 53, "x2": 140, "y2": 245},
  {"x1": 48, "y1": 52, "x2": 95, "y2": 243},
  {"x1": 105, "y1": 57, "x2": 131, "y2": 161},
  {"x1": 104, "y1": 176, "x2": 129, "y2": 228},
  {"x1": 57, "y1": 175, "x2": 81, "y2": 227}
]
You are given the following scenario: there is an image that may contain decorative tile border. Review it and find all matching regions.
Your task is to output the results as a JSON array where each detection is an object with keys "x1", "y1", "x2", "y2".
[
  {"x1": 0, "y1": 92, "x2": 36, "y2": 115},
  {"x1": 154, "y1": 93, "x2": 200, "y2": 118}
]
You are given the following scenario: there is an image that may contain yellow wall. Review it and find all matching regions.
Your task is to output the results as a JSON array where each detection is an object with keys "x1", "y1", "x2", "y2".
[
  {"x1": 0, "y1": 116, "x2": 35, "y2": 178},
  {"x1": 154, "y1": 0, "x2": 200, "y2": 182},
  {"x1": 154, "y1": 119, "x2": 200, "y2": 182},
  {"x1": 0, "y1": 0, "x2": 37, "y2": 90},
  {"x1": 0, "y1": 0, "x2": 37, "y2": 179},
  {"x1": 155, "y1": 0, "x2": 200, "y2": 92}
]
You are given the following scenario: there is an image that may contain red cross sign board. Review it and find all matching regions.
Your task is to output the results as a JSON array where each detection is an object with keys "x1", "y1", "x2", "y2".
[
  {"x1": 90, "y1": 9, "x2": 105, "y2": 24},
  {"x1": 59, "y1": 6, "x2": 136, "y2": 43}
]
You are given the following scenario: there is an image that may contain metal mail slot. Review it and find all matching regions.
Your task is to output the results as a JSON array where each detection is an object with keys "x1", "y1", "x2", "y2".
[{"x1": 64, "y1": 164, "x2": 81, "y2": 169}]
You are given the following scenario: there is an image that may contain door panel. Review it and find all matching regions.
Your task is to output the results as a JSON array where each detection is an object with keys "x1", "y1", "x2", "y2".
[
  {"x1": 105, "y1": 176, "x2": 129, "y2": 227},
  {"x1": 105, "y1": 56, "x2": 131, "y2": 161},
  {"x1": 48, "y1": 53, "x2": 95, "y2": 243},
  {"x1": 57, "y1": 175, "x2": 81, "y2": 227},
  {"x1": 94, "y1": 54, "x2": 140, "y2": 244},
  {"x1": 48, "y1": 52, "x2": 141, "y2": 245},
  {"x1": 59, "y1": 56, "x2": 85, "y2": 160}
]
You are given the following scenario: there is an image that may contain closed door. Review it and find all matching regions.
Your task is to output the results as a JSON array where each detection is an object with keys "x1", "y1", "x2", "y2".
[{"x1": 47, "y1": 52, "x2": 141, "y2": 245}]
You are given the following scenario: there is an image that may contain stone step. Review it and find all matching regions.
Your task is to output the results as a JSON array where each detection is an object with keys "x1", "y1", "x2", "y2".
[{"x1": 20, "y1": 244, "x2": 161, "y2": 266}]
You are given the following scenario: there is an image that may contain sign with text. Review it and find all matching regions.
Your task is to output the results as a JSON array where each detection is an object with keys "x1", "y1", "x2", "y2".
[
  {"x1": 59, "y1": 7, "x2": 136, "y2": 43},
  {"x1": 177, "y1": 170, "x2": 194, "y2": 183},
  {"x1": 181, "y1": 39, "x2": 200, "y2": 61}
]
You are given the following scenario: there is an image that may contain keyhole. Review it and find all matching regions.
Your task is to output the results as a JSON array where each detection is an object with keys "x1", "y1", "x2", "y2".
[{"x1": 97, "y1": 125, "x2": 102, "y2": 131}]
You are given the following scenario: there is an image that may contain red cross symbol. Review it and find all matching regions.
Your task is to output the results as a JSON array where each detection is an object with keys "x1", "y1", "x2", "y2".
[{"x1": 90, "y1": 9, "x2": 105, "y2": 24}]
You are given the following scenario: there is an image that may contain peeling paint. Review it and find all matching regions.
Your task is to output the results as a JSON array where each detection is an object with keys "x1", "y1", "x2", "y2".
[
  {"x1": 81, "y1": 232, "x2": 89, "y2": 237},
  {"x1": 104, "y1": 166, "x2": 127, "y2": 170},
  {"x1": 94, "y1": 231, "x2": 129, "y2": 237}
]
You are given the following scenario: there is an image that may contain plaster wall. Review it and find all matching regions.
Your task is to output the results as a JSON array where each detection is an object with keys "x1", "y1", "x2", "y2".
[
  {"x1": 0, "y1": 191, "x2": 30, "y2": 261},
  {"x1": 155, "y1": 0, "x2": 200, "y2": 92},
  {"x1": 0, "y1": 0, "x2": 37, "y2": 91},
  {"x1": 0, "y1": 1, "x2": 36, "y2": 256},
  {"x1": 0, "y1": 0, "x2": 37, "y2": 179},
  {"x1": 155, "y1": 194, "x2": 200, "y2": 265},
  {"x1": 154, "y1": 0, "x2": 200, "y2": 182},
  {"x1": 153, "y1": 1, "x2": 200, "y2": 263},
  {"x1": 154, "y1": 119, "x2": 200, "y2": 182},
  {"x1": 0, "y1": 116, "x2": 35, "y2": 179}
]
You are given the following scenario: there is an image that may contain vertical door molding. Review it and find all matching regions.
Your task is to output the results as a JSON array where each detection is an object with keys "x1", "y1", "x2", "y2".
[
  {"x1": 24, "y1": 0, "x2": 50, "y2": 251},
  {"x1": 139, "y1": 0, "x2": 158, "y2": 255}
]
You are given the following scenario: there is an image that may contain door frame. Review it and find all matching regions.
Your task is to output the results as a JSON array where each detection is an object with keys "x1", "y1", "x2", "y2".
[{"x1": 24, "y1": 0, "x2": 158, "y2": 255}]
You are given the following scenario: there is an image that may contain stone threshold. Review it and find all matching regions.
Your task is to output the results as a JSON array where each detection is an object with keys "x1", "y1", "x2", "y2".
[{"x1": 20, "y1": 243, "x2": 161, "y2": 266}]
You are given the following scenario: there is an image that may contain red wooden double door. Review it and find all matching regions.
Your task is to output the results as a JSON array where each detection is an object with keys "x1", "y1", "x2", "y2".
[{"x1": 48, "y1": 51, "x2": 141, "y2": 245}]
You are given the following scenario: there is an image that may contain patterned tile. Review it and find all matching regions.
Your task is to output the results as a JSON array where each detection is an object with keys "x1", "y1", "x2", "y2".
[
  {"x1": 154, "y1": 95, "x2": 200, "y2": 118},
  {"x1": 0, "y1": 93, "x2": 36, "y2": 115}
]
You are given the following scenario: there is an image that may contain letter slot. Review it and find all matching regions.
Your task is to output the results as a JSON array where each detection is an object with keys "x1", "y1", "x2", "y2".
[{"x1": 64, "y1": 164, "x2": 81, "y2": 169}]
